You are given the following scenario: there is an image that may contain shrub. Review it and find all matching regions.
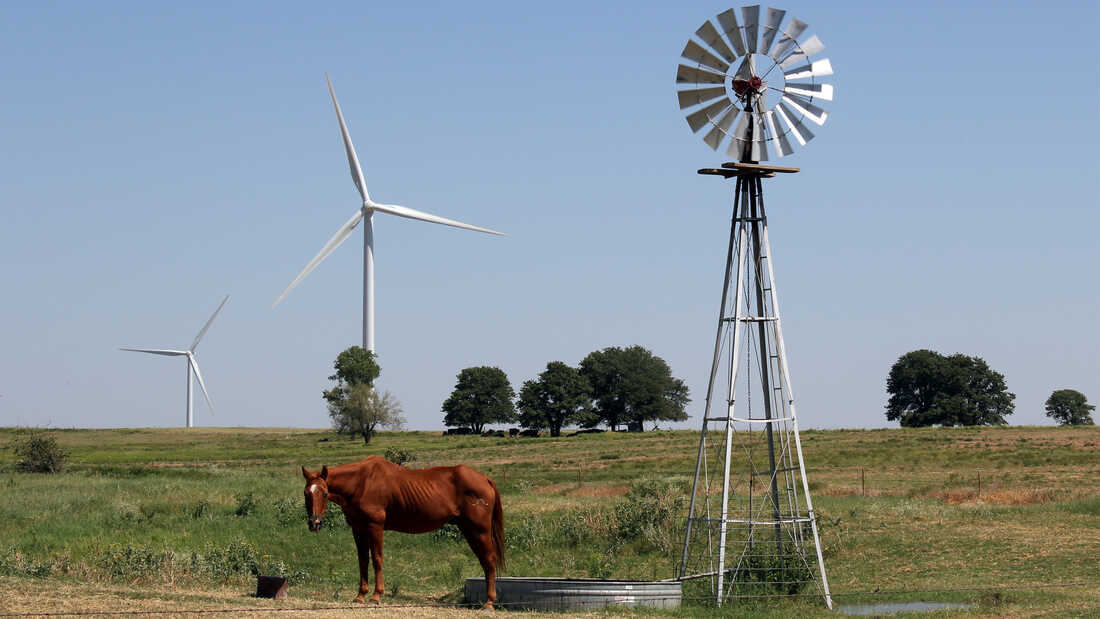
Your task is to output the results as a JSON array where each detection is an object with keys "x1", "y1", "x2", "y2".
[
  {"x1": 384, "y1": 447, "x2": 416, "y2": 466},
  {"x1": 234, "y1": 492, "x2": 257, "y2": 517},
  {"x1": 190, "y1": 499, "x2": 211, "y2": 520},
  {"x1": 12, "y1": 435, "x2": 68, "y2": 473}
]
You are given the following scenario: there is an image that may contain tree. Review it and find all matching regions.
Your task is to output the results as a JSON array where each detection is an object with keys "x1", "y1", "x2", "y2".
[
  {"x1": 885, "y1": 349, "x2": 1015, "y2": 427},
  {"x1": 328, "y1": 383, "x2": 406, "y2": 444},
  {"x1": 323, "y1": 345, "x2": 380, "y2": 407},
  {"x1": 579, "y1": 345, "x2": 690, "y2": 431},
  {"x1": 517, "y1": 361, "x2": 595, "y2": 437},
  {"x1": 1044, "y1": 389, "x2": 1095, "y2": 426},
  {"x1": 441, "y1": 366, "x2": 516, "y2": 433}
]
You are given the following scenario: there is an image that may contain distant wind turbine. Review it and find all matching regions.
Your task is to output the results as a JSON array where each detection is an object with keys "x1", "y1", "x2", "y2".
[
  {"x1": 272, "y1": 74, "x2": 503, "y2": 352},
  {"x1": 120, "y1": 295, "x2": 228, "y2": 428}
]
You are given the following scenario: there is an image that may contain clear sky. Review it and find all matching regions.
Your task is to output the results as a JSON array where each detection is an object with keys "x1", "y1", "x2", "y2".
[{"x1": 2, "y1": 1, "x2": 1097, "y2": 431}]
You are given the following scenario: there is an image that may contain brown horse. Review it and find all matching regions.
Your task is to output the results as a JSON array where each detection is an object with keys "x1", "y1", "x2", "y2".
[{"x1": 301, "y1": 456, "x2": 504, "y2": 609}]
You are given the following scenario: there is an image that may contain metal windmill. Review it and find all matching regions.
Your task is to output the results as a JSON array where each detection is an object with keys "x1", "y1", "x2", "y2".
[{"x1": 673, "y1": 6, "x2": 835, "y2": 609}]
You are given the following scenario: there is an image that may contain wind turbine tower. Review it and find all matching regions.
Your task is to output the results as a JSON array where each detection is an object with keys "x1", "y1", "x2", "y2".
[
  {"x1": 273, "y1": 75, "x2": 503, "y2": 352},
  {"x1": 120, "y1": 295, "x2": 228, "y2": 428}
]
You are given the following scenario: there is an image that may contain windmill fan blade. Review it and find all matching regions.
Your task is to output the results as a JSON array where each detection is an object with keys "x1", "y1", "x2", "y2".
[
  {"x1": 779, "y1": 35, "x2": 825, "y2": 69},
  {"x1": 716, "y1": 9, "x2": 747, "y2": 56},
  {"x1": 703, "y1": 106, "x2": 739, "y2": 151},
  {"x1": 695, "y1": 20, "x2": 736, "y2": 63},
  {"x1": 777, "y1": 102, "x2": 815, "y2": 145},
  {"x1": 760, "y1": 8, "x2": 786, "y2": 55},
  {"x1": 782, "y1": 93, "x2": 829, "y2": 125},
  {"x1": 191, "y1": 294, "x2": 229, "y2": 351},
  {"x1": 677, "y1": 86, "x2": 728, "y2": 109},
  {"x1": 765, "y1": 110, "x2": 794, "y2": 157},
  {"x1": 686, "y1": 98, "x2": 733, "y2": 133},
  {"x1": 326, "y1": 74, "x2": 371, "y2": 203},
  {"x1": 682, "y1": 40, "x2": 730, "y2": 74},
  {"x1": 272, "y1": 208, "x2": 365, "y2": 308},
  {"x1": 119, "y1": 348, "x2": 188, "y2": 356},
  {"x1": 188, "y1": 354, "x2": 214, "y2": 414},
  {"x1": 769, "y1": 17, "x2": 808, "y2": 60},
  {"x1": 676, "y1": 64, "x2": 726, "y2": 85},
  {"x1": 733, "y1": 55, "x2": 755, "y2": 81},
  {"x1": 784, "y1": 82, "x2": 834, "y2": 101},
  {"x1": 784, "y1": 58, "x2": 834, "y2": 80},
  {"x1": 727, "y1": 112, "x2": 751, "y2": 159},
  {"x1": 371, "y1": 203, "x2": 504, "y2": 236},
  {"x1": 741, "y1": 5, "x2": 760, "y2": 54},
  {"x1": 751, "y1": 112, "x2": 769, "y2": 161}
]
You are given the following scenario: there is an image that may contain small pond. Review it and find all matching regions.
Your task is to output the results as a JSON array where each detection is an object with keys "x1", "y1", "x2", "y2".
[{"x1": 837, "y1": 601, "x2": 972, "y2": 615}]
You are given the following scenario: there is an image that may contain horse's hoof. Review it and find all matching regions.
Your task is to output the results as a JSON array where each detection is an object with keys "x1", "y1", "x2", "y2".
[
  {"x1": 481, "y1": 601, "x2": 495, "y2": 611},
  {"x1": 353, "y1": 596, "x2": 365, "y2": 604},
  {"x1": 368, "y1": 597, "x2": 382, "y2": 605}
]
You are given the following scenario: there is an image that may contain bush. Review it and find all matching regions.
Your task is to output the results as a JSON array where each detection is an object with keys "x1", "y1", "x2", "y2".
[
  {"x1": 13, "y1": 435, "x2": 68, "y2": 473},
  {"x1": 234, "y1": 492, "x2": 257, "y2": 517},
  {"x1": 384, "y1": 447, "x2": 416, "y2": 466}
]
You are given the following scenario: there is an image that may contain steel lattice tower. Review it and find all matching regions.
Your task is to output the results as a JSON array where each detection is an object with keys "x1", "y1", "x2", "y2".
[{"x1": 677, "y1": 162, "x2": 832, "y2": 609}]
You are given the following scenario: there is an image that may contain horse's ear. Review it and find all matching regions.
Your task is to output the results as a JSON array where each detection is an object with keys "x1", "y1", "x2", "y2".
[
  {"x1": 301, "y1": 466, "x2": 312, "y2": 480},
  {"x1": 320, "y1": 465, "x2": 329, "y2": 480}
]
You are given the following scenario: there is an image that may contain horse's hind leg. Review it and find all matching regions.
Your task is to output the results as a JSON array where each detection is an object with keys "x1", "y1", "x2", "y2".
[
  {"x1": 366, "y1": 523, "x2": 386, "y2": 604},
  {"x1": 459, "y1": 522, "x2": 499, "y2": 610}
]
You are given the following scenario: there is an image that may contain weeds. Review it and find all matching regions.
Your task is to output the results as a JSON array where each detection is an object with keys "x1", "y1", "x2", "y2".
[{"x1": 12, "y1": 434, "x2": 68, "y2": 473}]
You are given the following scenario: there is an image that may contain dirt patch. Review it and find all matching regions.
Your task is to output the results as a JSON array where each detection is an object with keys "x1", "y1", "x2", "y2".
[
  {"x1": 568, "y1": 485, "x2": 630, "y2": 498},
  {"x1": 931, "y1": 488, "x2": 1055, "y2": 505}
]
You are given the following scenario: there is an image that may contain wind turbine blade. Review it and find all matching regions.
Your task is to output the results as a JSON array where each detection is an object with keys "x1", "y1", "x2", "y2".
[
  {"x1": 703, "y1": 106, "x2": 739, "y2": 151},
  {"x1": 119, "y1": 348, "x2": 188, "y2": 356},
  {"x1": 325, "y1": 74, "x2": 370, "y2": 203},
  {"x1": 191, "y1": 294, "x2": 229, "y2": 351},
  {"x1": 784, "y1": 82, "x2": 834, "y2": 101},
  {"x1": 765, "y1": 110, "x2": 793, "y2": 157},
  {"x1": 272, "y1": 209, "x2": 365, "y2": 308},
  {"x1": 782, "y1": 93, "x2": 829, "y2": 126},
  {"x1": 779, "y1": 35, "x2": 825, "y2": 69},
  {"x1": 371, "y1": 203, "x2": 504, "y2": 236},
  {"x1": 770, "y1": 18, "x2": 808, "y2": 61},
  {"x1": 188, "y1": 354, "x2": 214, "y2": 414}
]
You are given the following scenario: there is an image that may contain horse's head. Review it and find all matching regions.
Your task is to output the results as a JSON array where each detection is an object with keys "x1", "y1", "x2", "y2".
[{"x1": 301, "y1": 465, "x2": 330, "y2": 532}]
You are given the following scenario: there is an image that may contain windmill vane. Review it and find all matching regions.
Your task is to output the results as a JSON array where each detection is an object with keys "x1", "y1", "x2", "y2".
[{"x1": 676, "y1": 5, "x2": 835, "y2": 161}]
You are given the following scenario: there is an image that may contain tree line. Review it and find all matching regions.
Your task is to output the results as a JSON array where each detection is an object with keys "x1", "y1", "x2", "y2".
[
  {"x1": 442, "y1": 345, "x2": 690, "y2": 436},
  {"x1": 885, "y1": 349, "x2": 1094, "y2": 427}
]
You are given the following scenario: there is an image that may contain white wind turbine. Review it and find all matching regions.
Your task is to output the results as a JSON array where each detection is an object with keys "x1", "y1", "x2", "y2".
[
  {"x1": 272, "y1": 74, "x2": 503, "y2": 352},
  {"x1": 120, "y1": 295, "x2": 228, "y2": 428}
]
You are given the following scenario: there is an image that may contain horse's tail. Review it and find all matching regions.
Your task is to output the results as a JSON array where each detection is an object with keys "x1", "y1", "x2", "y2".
[{"x1": 489, "y1": 477, "x2": 505, "y2": 570}]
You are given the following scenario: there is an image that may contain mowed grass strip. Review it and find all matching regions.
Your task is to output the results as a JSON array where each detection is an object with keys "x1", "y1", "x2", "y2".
[{"x1": 0, "y1": 425, "x2": 1098, "y2": 616}]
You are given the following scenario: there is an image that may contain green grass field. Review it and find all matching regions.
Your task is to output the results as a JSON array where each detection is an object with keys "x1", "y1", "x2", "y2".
[{"x1": 1, "y1": 425, "x2": 1098, "y2": 617}]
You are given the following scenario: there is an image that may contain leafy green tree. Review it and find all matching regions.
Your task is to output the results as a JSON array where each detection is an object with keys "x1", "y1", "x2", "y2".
[
  {"x1": 441, "y1": 366, "x2": 516, "y2": 433},
  {"x1": 328, "y1": 383, "x2": 406, "y2": 444},
  {"x1": 885, "y1": 349, "x2": 1015, "y2": 427},
  {"x1": 579, "y1": 345, "x2": 690, "y2": 431},
  {"x1": 517, "y1": 361, "x2": 595, "y2": 437},
  {"x1": 323, "y1": 345, "x2": 380, "y2": 406},
  {"x1": 1044, "y1": 389, "x2": 1095, "y2": 426}
]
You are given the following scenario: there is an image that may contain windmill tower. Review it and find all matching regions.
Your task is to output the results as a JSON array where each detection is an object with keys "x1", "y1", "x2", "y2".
[{"x1": 673, "y1": 6, "x2": 835, "y2": 609}]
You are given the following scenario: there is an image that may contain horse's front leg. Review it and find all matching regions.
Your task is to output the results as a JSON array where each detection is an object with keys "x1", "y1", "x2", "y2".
[
  {"x1": 351, "y1": 528, "x2": 373, "y2": 604},
  {"x1": 366, "y1": 523, "x2": 385, "y2": 603}
]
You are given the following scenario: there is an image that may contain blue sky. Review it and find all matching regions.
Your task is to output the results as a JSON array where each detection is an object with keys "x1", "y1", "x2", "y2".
[{"x1": 2, "y1": 1, "x2": 1097, "y2": 431}]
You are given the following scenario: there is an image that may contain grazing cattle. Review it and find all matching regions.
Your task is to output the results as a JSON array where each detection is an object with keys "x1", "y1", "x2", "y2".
[{"x1": 301, "y1": 457, "x2": 504, "y2": 609}]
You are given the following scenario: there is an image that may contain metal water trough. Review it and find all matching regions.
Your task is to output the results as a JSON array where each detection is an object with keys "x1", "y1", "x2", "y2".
[{"x1": 464, "y1": 577, "x2": 681, "y2": 611}]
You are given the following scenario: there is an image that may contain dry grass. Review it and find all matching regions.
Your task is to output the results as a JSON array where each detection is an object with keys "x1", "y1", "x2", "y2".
[{"x1": 931, "y1": 487, "x2": 1056, "y2": 505}]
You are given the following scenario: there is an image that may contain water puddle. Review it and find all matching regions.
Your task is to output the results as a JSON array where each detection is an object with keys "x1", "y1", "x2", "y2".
[{"x1": 837, "y1": 601, "x2": 971, "y2": 615}]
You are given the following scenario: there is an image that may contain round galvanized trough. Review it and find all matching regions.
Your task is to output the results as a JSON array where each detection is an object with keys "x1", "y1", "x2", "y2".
[{"x1": 464, "y1": 577, "x2": 681, "y2": 611}]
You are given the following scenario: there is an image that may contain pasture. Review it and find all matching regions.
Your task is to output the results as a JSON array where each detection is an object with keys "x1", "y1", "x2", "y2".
[{"x1": 1, "y1": 425, "x2": 1098, "y2": 617}]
